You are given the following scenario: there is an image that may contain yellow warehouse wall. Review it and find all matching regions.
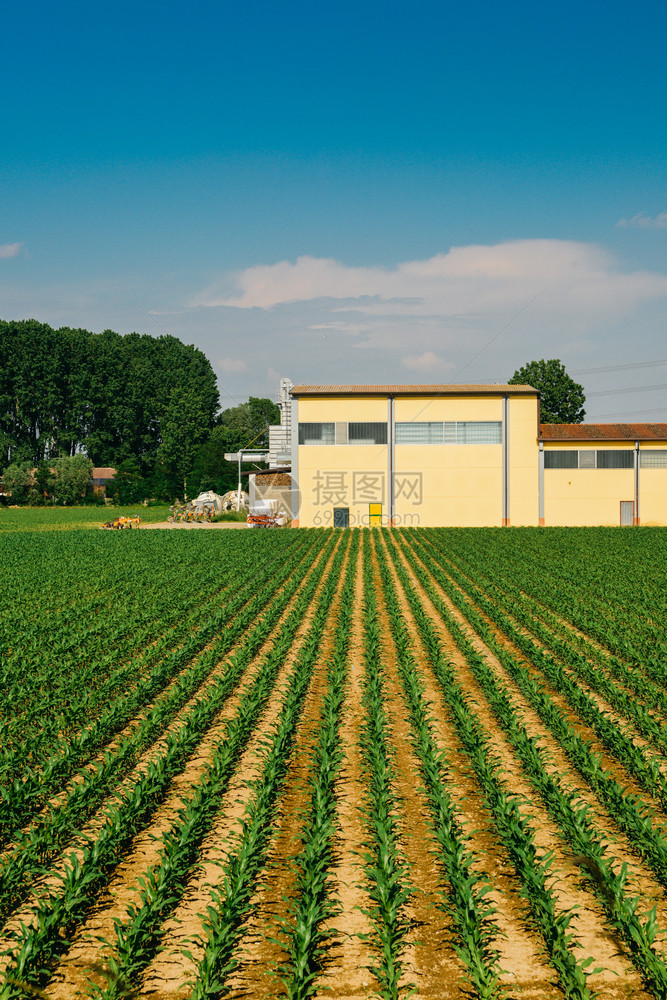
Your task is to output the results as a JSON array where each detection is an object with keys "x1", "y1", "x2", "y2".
[
  {"x1": 394, "y1": 445, "x2": 502, "y2": 526},
  {"x1": 297, "y1": 442, "x2": 388, "y2": 528},
  {"x1": 508, "y1": 397, "x2": 540, "y2": 525},
  {"x1": 544, "y1": 469, "x2": 634, "y2": 526},
  {"x1": 298, "y1": 397, "x2": 387, "y2": 422},
  {"x1": 394, "y1": 396, "x2": 503, "y2": 422},
  {"x1": 638, "y1": 467, "x2": 667, "y2": 525}
]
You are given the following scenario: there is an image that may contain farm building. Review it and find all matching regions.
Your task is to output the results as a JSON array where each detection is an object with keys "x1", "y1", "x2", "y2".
[
  {"x1": 275, "y1": 383, "x2": 667, "y2": 527},
  {"x1": 91, "y1": 467, "x2": 117, "y2": 496}
]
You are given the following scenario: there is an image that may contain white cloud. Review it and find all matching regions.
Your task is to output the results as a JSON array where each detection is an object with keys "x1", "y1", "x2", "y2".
[
  {"x1": 0, "y1": 242, "x2": 23, "y2": 259},
  {"x1": 616, "y1": 212, "x2": 667, "y2": 230},
  {"x1": 217, "y1": 357, "x2": 247, "y2": 372},
  {"x1": 194, "y1": 241, "x2": 667, "y2": 324},
  {"x1": 402, "y1": 351, "x2": 454, "y2": 372}
]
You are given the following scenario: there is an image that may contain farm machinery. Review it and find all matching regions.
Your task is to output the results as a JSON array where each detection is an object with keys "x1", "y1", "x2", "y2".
[
  {"x1": 102, "y1": 515, "x2": 141, "y2": 529},
  {"x1": 168, "y1": 490, "x2": 250, "y2": 523},
  {"x1": 246, "y1": 498, "x2": 289, "y2": 528}
]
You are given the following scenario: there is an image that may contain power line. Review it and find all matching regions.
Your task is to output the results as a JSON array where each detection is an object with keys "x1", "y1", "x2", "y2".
[
  {"x1": 573, "y1": 359, "x2": 667, "y2": 376},
  {"x1": 588, "y1": 382, "x2": 667, "y2": 398},
  {"x1": 589, "y1": 406, "x2": 667, "y2": 420},
  {"x1": 475, "y1": 358, "x2": 667, "y2": 383}
]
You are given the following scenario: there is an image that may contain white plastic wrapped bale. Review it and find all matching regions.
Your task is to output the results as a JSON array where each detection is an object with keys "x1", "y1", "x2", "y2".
[
  {"x1": 191, "y1": 491, "x2": 225, "y2": 515},
  {"x1": 221, "y1": 490, "x2": 249, "y2": 511}
]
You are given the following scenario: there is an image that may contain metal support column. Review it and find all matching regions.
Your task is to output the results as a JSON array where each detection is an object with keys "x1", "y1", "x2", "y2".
[
  {"x1": 634, "y1": 440, "x2": 640, "y2": 525},
  {"x1": 502, "y1": 395, "x2": 510, "y2": 526},
  {"x1": 538, "y1": 441, "x2": 545, "y2": 526},
  {"x1": 290, "y1": 398, "x2": 299, "y2": 527},
  {"x1": 388, "y1": 395, "x2": 395, "y2": 526}
]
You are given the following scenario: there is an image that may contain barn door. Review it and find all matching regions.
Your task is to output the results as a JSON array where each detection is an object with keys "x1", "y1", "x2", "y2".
[
  {"x1": 620, "y1": 501, "x2": 634, "y2": 526},
  {"x1": 333, "y1": 507, "x2": 349, "y2": 528}
]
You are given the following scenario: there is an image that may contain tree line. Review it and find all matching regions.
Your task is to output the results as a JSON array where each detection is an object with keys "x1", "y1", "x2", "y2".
[{"x1": 0, "y1": 320, "x2": 279, "y2": 504}]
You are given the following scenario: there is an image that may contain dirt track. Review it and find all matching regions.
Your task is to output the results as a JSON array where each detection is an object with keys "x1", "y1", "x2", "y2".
[{"x1": 139, "y1": 520, "x2": 247, "y2": 529}]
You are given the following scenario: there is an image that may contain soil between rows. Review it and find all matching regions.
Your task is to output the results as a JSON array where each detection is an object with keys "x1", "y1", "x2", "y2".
[{"x1": 3, "y1": 530, "x2": 667, "y2": 999}]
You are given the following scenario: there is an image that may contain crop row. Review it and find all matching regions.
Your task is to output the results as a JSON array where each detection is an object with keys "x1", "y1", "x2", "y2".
[
  {"x1": 0, "y1": 531, "x2": 340, "y2": 999},
  {"x1": 390, "y1": 531, "x2": 667, "y2": 995}
]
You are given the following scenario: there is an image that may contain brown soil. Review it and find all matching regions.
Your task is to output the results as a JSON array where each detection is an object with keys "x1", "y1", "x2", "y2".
[
  {"x1": 3, "y1": 531, "x2": 666, "y2": 1000},
  {"x1": 139, "y1": 520, "x2": 247, "y2": 529},
  {"x1": 137, "y1": 535, "x2": 346, "y2": 999},
  {"x1": 3, "y1": 538, "x2": 337, "y2": 995},
  {"x1": 305, "y1": 546, "x2": 377, "y2": 1000},
  {"x1": 386, "y1": 536, "x2": 656, "y2": 996}
]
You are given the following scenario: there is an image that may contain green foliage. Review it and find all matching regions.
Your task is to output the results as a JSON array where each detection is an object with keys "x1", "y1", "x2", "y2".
[
  {"x1": 509, "y1": 358, "x2": 586, "y2": 423},
  {"x1": 50, "y1": 454, "x2": 93, "y2": 505},
  {"x1": 210, "y1": 510, "x2": 247, "y2": 522},
  {"x1": 1, "y1": 460, "x2": 33, "y2": 504},
  {"x1": 0, "y1": 319, "x2": 219, "y2": 479},
  {"x1": 34, "y1": 461, "x2": 56, "y2": 502},
  {"x1": 189, "y1": 396, "x2": 280, "y2": 495},
  {"x1": 5, "y1": 526, "x2": 667, "y2": 997}
]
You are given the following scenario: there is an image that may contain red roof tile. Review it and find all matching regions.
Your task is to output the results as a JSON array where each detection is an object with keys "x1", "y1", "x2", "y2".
[{"x1": 540, "y1": 423, "x2": 667, "y2": 441}]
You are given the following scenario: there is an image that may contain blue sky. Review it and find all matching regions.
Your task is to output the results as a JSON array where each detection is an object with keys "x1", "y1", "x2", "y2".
[{"x1": 2, "y1": 0, "x2": 666, "y2": 418}]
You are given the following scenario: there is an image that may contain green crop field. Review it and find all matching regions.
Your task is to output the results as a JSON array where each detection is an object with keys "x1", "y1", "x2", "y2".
[
  {"x1": 0, "y1": 505, "x2": 172, "y2": 532},
  {"x1": 2, "y1": 525, "x2": 667, "y2": 1000}
]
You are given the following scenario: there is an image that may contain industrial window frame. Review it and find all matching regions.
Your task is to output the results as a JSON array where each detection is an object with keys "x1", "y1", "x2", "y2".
[
  {"x1": 452, "y1": 421, "x2": 503, "y2": 445},
  {"x1": 596, "y1": 450, "x2": 634, "y2": 469},
  {"x1": 640, "y1": 450, "x2": 667, "y2": 468},
  {"x1": 395, "y1": 420, "x2": 502, "y2": 445},
  {"x1": 298, "y1": 422, "x2": 335, "y2": 445},
  {"x1": 395, "y1": 422, "x2": 444, "y2": 444},
  {"x1": 544, "y1": 449, "x2": 634, "y2": 469},
  {"x1": 544, "y1": 451, "x2": 579, "y2": 469},
  {"x1": 347, "y1": 422, "x2": 388, "y2": 445}
]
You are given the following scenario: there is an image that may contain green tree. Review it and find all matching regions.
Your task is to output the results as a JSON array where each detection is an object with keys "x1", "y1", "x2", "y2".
[
  {"x1": 189, "y1": 397, "x2": 280, "y2": 496},
  {"x1": 34, "y1": 461, "x2": 56, "y2": 502},
  {"x1": 0, "y1": 319, "x2": 220, "y2": 475},
  {"x1": 51, "y1": 455, "x2": 93, "y2": 505},
  {"x1": 508, "y1": 359, "x2": 586, "y2": 423},
  {"x1": 1, "y1": 461, "x2": 34, "y2": 503}
]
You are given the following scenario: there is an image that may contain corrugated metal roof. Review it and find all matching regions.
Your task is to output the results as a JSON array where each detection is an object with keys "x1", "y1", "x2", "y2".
[
  {"x1": 540, "y1": 423, "x2": 667, "y2": 441},
  {"x1": 291, "y1": 383, "x2": 538, "y2": 396}
]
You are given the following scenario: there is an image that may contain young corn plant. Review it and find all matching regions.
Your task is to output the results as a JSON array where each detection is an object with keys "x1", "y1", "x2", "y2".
[
  {"x1": 89, "y1": 531, "x2": 344, "y2": 1000},
  {"x1": 275, "y1": 529, "x2": 360, "y2": 1000},
  {"x1": 0, "y1": 530, "x2": 319, "y2": 847},
  {"x1": 185, "y1": 534, "x2": 351, "y2": 1000},
  {"x1": 420, "y1": 530, "x2": 667, "y2": 791},
  {"x1": 355, "y1": 532, "x2": 414, "y2": 1000},
  {"x1": 410, "y1": 529, "x2": 667, "y2": 893},
  {"x1": 382, "y1": 531, "x2": 599, "y2": 1000},
  {"x1": 396, "y1": 531, "x2": 667, "y2": 996},
  {"x1": 371, "y1": 532, "x2": 505, "y2": 1000},
  {"x1": 0, "y1": 530, "x2": 322, "y2": 929},
  {"x1": 0, "y1": 533, "x2": 338, "y2": 1000}
]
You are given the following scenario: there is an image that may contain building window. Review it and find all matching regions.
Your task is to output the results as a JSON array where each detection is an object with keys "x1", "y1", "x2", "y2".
[
  {"x1": 544, "y1": 449, "x2": 634, "y2": 469},
  {"x1": 578, "y1": 450, "x2": 596, "y2": 469},
  {"x1": 596, "y1": 450, "x2": 634, "y2": 469},
  {"x1": 395, "y1": 421, "x2": 501, "y2": 444},
  {"x1": 395, "y1": 422, "x2": 444, "y2": 444},
  {"x1": 544, "y1": 451, "x2": 579, "y2": 469},
  {"x1": 348, "y1": 422, "x2": 388, "y2": 445},
  {"x1": 446, "y1": 421, "x2": 502, "y2": 445},
  {"x1": 640, "y1": 450, "x2": 667, "y2": 468},
  {"x1": 299, "y1": 422, "x2": 335, "y2": 445}
]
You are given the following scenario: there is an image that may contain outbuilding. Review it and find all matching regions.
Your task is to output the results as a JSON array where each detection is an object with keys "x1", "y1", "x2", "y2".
[{"x1": 283, "y1": 383, "x2": 667, "y2": 527}]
